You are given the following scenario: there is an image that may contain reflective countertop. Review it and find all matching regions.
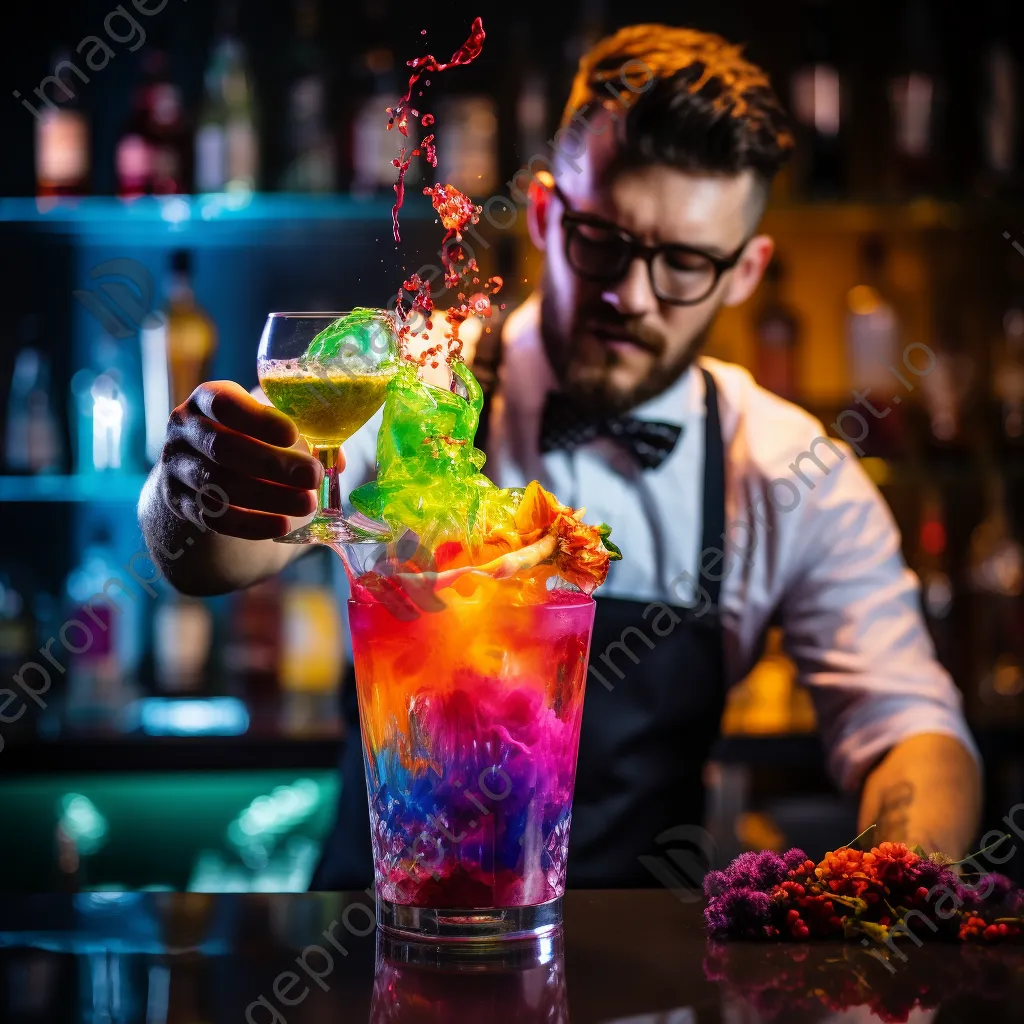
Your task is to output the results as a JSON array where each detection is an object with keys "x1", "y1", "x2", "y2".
[{"x1": 1, "y1": 890, "x2": 1021, "y2": 1022}]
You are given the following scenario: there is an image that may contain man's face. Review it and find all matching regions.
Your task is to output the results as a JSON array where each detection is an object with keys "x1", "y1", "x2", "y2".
[{"x1": 536, "y1": 113, "x2": 770, "y2": 413}]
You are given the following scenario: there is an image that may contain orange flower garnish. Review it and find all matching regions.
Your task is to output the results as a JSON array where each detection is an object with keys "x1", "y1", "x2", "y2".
[
  {"x1": 509, "y1": 481, "x2": 620, "y2": 594},
  {"x1": 397, "y1": 482, "x2": 620, "y2": 594}
]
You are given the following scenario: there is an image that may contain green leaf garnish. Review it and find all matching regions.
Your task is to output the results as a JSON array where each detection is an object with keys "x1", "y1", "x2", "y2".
[{"x1": 597, "y1": 523, "x2": 622, "y2": 560}]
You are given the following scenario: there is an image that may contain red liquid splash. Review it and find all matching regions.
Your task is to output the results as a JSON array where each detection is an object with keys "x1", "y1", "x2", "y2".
[
  {"x1": 444, "y1": 274, "x2": 503, "y2": 361},
  {"x1": 424, "y1": 182, "x2": 480, "y2": 288},
  {"x1": 387, "y1": 18, "x2": 499, "y2": 373},
  {"x1": 387, "y1": 18, "x2": 486, "y2": 242},
  {"x1": 420, "y1": 133, "x2": 437, "y2": 168},
  {"x1": 391, "y1": 148, "x2": 412, "y2": 244}
]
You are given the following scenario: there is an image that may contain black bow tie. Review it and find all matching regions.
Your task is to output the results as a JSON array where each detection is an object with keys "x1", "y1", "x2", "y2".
[{"x1": 539, "y1": 392, "x2": 683, "y2": 470}]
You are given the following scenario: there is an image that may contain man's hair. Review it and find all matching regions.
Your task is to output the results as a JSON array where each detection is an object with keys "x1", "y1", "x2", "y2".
[{"x1": 563, "y1": 25, "x2": 794, "y2": 193}]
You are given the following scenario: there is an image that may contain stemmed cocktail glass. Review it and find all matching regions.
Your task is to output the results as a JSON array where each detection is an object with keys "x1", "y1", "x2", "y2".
[{"x1": 257, "y1": 310, "x2": 398, "y2": 545}]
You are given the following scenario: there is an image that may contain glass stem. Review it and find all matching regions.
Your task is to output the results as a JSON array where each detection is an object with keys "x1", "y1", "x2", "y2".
[{"x1": 314, "y1": 445, "x2": 343, "y2": 515}]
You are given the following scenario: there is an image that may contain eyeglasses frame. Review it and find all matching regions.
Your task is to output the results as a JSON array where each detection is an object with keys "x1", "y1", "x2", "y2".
[{"x1": 550, "y1": 181, "x2": 752, "y2": 306}]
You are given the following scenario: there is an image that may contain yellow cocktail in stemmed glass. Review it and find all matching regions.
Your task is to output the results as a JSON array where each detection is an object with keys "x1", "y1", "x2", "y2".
[{"x1": 257, "y1": 309, "x2": 399, "y2": 544}]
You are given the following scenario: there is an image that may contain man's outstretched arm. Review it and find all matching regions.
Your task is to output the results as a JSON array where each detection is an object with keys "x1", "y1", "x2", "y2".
[
  {"x1": 858, "y1": 732, "x2": 981, "y2": 858},
  {"x1": 776, "y1": 427, "x2": 982, "y2": 858},
  {"x1": 138, "y1": 381, "x2": 324, "y2": 595}
]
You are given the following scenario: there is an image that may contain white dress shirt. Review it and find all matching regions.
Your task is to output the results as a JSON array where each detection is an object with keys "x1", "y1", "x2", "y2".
[{"x1": 340, "y1": 292, "x2": 980, "y2": 794}]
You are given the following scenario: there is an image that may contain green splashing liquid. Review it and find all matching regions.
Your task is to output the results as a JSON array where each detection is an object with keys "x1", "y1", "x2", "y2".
[{"x1": 349, "y1": 360, "x2": 521, "y2": 549}]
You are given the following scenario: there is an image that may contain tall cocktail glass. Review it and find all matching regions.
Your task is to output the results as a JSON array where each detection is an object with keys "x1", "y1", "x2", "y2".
[{"x1": 348, "y1": 571, "x2": 595, "y2": 943}]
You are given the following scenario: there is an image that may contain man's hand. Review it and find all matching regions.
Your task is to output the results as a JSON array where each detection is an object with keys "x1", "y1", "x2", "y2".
[
  {"x1": 140, "y1": 381, "x2": 333, "y2": 595},
  {"x1": 858, "y1": 733, "x2": 982, "y2": 859},
  {"x1": 161, "y1": 381, "x2": 326, "y2": 538}
]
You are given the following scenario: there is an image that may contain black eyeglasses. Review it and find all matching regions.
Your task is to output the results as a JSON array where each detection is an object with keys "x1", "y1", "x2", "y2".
[{"x1": 552, "y1": 183, "x2": 750, "y2": 306}]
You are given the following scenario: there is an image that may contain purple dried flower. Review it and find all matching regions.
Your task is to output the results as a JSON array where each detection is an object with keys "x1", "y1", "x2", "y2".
[
  {"x1": 783, "y1": 848, "x2": 808, "y2": 871},
  {"x1": 954, "y1": 870, "x2": 1016, "y2": 906},
  {"x1": 984, "y1": 873, "x2": 1015, "y2": 903},
  {"x1": 704, "y1": 869, "x2": 730, "y2": 898},
  {"x1": 727, "y1": 850, "x2": 790, "y2": 890},
  {"x1": 954, "y1": 881, "x2": 985, "y2": 909},
  {"x1": 912, "y1": 859, "x2": 960, "y2": 893},
  {"x1": 704, "y1": 900, "x2": 729, "y2": 934},
  {"x1": 705, "y1": 887, "x2": 773, "y2": 936}
]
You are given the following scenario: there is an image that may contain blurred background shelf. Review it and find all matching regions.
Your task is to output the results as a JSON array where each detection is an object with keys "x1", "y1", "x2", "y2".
[
  {"x1": 0, "y1": 474, "x2": 149, "y2": 502},
  {"x1": 2, "y1": 193, "x2": 1021, "y2": 233},
  {"x1": 0, "y1": 193, "x2": 443, "y2": 243}
]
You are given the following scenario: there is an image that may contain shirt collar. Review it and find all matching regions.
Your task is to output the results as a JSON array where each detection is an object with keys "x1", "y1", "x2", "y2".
[{"x1": 501, "y1": 290, "x2": 702, "y2": 428}]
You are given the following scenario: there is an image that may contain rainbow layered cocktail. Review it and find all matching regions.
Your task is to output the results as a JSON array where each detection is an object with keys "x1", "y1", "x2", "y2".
[{"x1": 340, "y1": 356, "x2": 618, "y2": 942}]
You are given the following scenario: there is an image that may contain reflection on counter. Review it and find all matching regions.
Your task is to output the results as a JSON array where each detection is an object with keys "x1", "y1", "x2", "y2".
[
  {"x1": 372, "y1": 934, "x2": 567, "y2": 1024},
  {"x1": 3, "y1": 891, "x2": 1023, "y2": 1023}
]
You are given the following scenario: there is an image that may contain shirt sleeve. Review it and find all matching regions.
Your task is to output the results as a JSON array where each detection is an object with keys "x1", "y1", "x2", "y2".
[{"x1": 777, "y1": 448, "x2": 981, "y2": 793}]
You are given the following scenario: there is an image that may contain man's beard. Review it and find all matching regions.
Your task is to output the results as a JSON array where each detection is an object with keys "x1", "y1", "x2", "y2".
[{"x1": 538, "y1": 286, "x2": 717, "y2": 416}]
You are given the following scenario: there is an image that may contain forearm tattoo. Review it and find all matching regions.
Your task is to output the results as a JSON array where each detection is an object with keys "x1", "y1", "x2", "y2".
[{"x1": 875, "y1": 780, "x2": 914, "y2": 843}]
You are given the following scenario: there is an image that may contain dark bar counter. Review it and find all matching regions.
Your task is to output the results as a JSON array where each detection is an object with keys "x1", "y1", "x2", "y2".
[{"x1": 2, "y1": 889, "x2": 1021, "y2": 1022}]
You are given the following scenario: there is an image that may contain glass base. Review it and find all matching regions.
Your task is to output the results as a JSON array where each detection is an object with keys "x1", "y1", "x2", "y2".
[
  {"x1": 273, "y1": 510, "x2": 392, "y2": 545},
  {"x1": 378, "y1": 927, "x2": 563, "y2": 969},
  {"x1": 378, "y1": 896, "x2": 562, "y2": 945}
]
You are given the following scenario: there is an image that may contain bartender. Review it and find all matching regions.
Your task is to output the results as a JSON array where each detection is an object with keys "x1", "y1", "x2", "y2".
[{"x1": 139, "y1": 25, "x2": 982, "y2": 888}]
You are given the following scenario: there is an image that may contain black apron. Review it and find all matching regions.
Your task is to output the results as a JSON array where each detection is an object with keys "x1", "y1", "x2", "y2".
[{"x1": 311, "y1": 346, "x2": 726, "y2": 891}]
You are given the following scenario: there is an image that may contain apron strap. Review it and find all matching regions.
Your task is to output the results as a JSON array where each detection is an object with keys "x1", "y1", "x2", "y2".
[{"x1": 695, "y1": 366, "x2": 725, "y2": 619}]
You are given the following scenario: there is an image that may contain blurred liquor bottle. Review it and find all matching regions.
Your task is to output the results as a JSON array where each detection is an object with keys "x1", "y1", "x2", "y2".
[
  {"x1": 435, "y1": 95, "x2": 499, "y2": 197},
  {"x1": 195, "y1": 0, "x2": 260, "y2": 193},
  {"x1": 720, "y1": 629, "x2": 816, "y2": 735},
  {"x1": 991, "y1": 300, "x2": 1024, "y2": 449},
  {"x1": 919, "y1": 301, "x2": 975, "y2": 452},
  {"x1": 279, "y1": 549, "x2": 344, "y2": 734},
  {"x1": 115, "y1": 50, "x2": 191, "y2": 197},
  {"x1": 0, "y1": 572, "x2": 35, "y2": 742},
  {"x1": 886, "y1": 0, "x2": 945, "y2": 196},
  {"x1": 913, "y1": 488, "x2": 955, "y2": 670},
  {"x1": 976, "y1": 0, "x2": 1019, "y2": 197},
  {"x1": 919, "y1": 343, "x2": 975, "y2": 451},
  {"x1": 224, "y1": 579, "x2": 283, "y2": 714},
  {"x1": 789, "y1": 0, "x2": 845, "y2": 197},
  {"x1": 517, "y1": 66, "x2": 549, "y2": 165},
  {"x1": 5, "y1": 335, "x2": 63, "y2": 475},
  {"x1": 63, "y1": 526, "x2": 142, "y2": 728},
  {"x1": 33, "y1": 47, "x2": 90, "y2": 197},
  {"x1": 752, "y1": 257, "x2": 802, "y2": 403},
  {"x1": 153, "y1": 585, "x2": 213, "y2": 694},
  {"x1": 349, "y1": 45, "x2": 420, "y2": 195},
  {"x1": 69, "y1": 365, "x2": 136, "y2": 475},
  {"x1": 279, "y1": 0, "x2": 336, "y2": 193},
  {"x1": 844, "y1": 235, "x2": 905, "y2": 456},
  {"x1": 969, "y1": 475, "x2": 1024, "y2": 724},
  {"x1": 138, "y1": 250, "x2": 217, "y2": 466}
]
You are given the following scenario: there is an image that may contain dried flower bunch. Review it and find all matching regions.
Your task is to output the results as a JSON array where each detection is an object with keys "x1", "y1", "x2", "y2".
[{"x1": 704, "y1": 831, "x2": 1023, "y2": 944}]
